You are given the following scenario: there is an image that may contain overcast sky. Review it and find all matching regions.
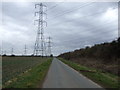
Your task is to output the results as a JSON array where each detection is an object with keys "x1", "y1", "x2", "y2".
[{"x1": 0, "y1": 1, "x2": 118, "y2": 56}]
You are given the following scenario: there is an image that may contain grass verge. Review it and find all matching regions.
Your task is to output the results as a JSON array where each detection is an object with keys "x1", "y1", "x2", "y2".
[
  {"x1": 59, "y1": 58, "x2": 119, "y2": 89},
  {"x1": 3, "y1": 58, "x2": 52, "y2": 88},
  {"x1": 2, "y1": 56, "x2": 49, "y2": 84}
]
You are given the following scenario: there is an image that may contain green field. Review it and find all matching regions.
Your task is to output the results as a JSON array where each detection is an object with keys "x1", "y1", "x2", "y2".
[
  {"x1": 4, "y1": 57, "x2": 52, "y2": 88},
  {"x1": 2, "y1": 56, "x2": 50, "y2": 86},
  {"x1": 59, "y1": 58, "x2": 119, "y2": 88}
]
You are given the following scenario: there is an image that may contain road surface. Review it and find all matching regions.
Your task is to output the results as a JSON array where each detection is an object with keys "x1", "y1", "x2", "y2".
[{"x1": 42, "y1": 58, "x2": 103, "y2": 88}]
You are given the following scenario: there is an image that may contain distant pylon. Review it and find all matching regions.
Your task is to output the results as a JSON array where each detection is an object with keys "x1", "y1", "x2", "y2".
[
  {"x1": 47, "y1": 36, "x2": 52, "y2": 56},
  {"x1": 44, "y1": 38, "x2": 47, "y2": 56},
  {"x1": 24, "y1": 45, "x2": 27, "y2": 55},
  {"x1": 33, "y1": 3, "x2": 47, "y2": 56},
  {"x1": 4, "y1": 50, "x2": 6, "y2": 55},
  {"x1": 11, "y1": 48, "x2": 14, "y2": 55},
  {"x1": 1, "y1": 50, "x2": 3, "y2": 56}
]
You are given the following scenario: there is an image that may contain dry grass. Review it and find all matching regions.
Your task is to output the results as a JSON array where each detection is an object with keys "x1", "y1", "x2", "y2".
[
  {"x1": 59, "y1": 58, "x2": 119, "y2": 88},
  {"x1": 71, "y1": 58, "x2": 119, "y2": 75}
]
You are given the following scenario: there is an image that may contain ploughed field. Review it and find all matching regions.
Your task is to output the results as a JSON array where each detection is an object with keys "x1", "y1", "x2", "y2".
[{"x1": 2, "y1": 56, "x2": 47, "y2": 85}]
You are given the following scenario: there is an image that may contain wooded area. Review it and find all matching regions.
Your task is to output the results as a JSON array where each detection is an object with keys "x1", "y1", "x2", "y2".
[{"x1": 58, "y1": 37, "x2": 120, "y2": 75}]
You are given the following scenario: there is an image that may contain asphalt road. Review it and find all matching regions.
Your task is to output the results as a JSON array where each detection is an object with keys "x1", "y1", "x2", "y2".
[{"x1": 42, "y1": 58, "x2": 103, "y2": 88}]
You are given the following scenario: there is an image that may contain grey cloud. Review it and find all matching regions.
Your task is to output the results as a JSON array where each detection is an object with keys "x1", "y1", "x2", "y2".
[{"x1": 1, "y1": 2, "x2": 118, "y2": 56}]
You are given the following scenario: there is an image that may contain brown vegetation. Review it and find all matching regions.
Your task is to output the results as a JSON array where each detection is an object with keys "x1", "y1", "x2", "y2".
[{"x1": 58, "y1": 37, "x2": 120, "y2": 75}]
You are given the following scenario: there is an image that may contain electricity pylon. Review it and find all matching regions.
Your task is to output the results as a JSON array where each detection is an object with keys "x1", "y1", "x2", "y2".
[
  {"x1": 33, "y1": 3, "x2": 47, "y2": 56},
  {"x1": 24, "y1": 45, "x2": 27, "y2": 55},
  {"x1": 47, "y1": 36, "x2": 52, "y2": 56},
  {"x1": 11, "y1": 48, "x2": 14, "y2": 55}
]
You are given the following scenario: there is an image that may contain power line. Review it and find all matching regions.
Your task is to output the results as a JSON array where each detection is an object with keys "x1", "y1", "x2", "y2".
[
  {"x1": 52, "y1": 16, "x2": 117, "y2": 43},
  {"x1": 47, "y1": 2, "x2": 64, "y2": 11},
  {"x1": 48, "y1": 2, "x2": 90, "y2": 18},
  {"x1": 49, "y1": 3, "x2": 115, "y2": 55},
  {"x1": 49, "y1": 6, "x2": 117, "y2": 26},
  {"x1": 48, "y1": 2, "x2": 94, "y2": 21},
  {"x1": 61, "y1": 21, "x2": 117, "y2": 43},
  {"x1": 47, "y1": 3, "x2": 59, "y2": 11},
  {"x1": 47, "y1": 9, "x2": 117, "y2": 42}
]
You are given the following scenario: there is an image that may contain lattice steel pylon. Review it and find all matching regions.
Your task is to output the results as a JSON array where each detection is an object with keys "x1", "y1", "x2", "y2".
[
  {"x1": 11, "y1": 48, "x2": 14, "y2": 55},
  {"x1": 47, "y1": 36, "x2": 52, "y2": 56},
  {"x1": 24, "y1": 45, "x2": 27, "y2": 55},
  {"x1": 33, "y1": 3, "x2": 47, "y2": 56}
]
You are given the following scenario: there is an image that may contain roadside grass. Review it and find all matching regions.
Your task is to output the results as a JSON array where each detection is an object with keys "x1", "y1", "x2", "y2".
[
  {"x1": 3, "y1": 58, "x2": 52, "y2": 88},
  {"x1": 3, "y1": 56, "x2": 48, "y2": 84},
  {"x1": 59, "y1": 58, "x2": 119, "y2": 88}
]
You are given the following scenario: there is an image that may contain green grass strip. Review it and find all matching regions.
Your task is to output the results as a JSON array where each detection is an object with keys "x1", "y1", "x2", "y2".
[
  {"x1": 4, "y1": 58, "x2": 52, "y2": 88},
  {"x1": 59, "y1": 58, "x2": 119, "y2": 88}
]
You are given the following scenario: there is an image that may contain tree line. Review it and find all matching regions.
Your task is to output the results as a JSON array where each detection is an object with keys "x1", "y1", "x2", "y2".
[
  {"x1": 58, "y1": 37, "x2": 119, "y2": 75},
  {"x1": 59, "y1": 37, "x2": 119, "y2": 62}
]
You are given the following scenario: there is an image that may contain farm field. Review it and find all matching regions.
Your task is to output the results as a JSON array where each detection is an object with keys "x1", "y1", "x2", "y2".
[{"x1": 2, "y1": 56, "x2": 48, "y2": 86}]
